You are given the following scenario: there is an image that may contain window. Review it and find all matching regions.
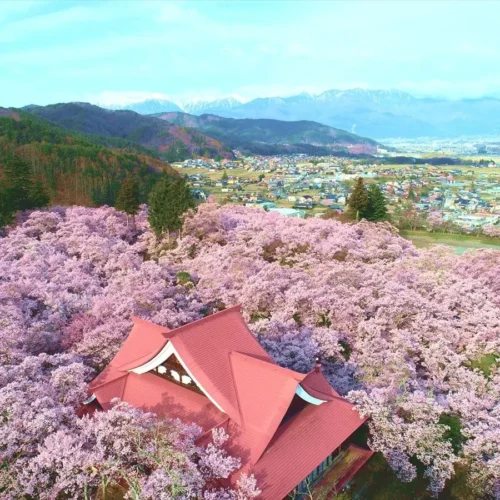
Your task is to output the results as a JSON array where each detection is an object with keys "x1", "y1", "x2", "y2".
[{"x1": 151, "y1": 353, "x2": 206, "y2": 396}]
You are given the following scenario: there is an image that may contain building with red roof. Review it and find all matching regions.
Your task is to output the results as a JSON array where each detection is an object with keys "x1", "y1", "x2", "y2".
[{"x1": 86, "y1": 306, "x2": 373, "y2": 499}]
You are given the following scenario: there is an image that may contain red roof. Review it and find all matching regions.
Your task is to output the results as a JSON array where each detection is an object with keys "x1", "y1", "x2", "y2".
[{"x1": 88, "y1": 306, "x2": 367, "y2": 500}]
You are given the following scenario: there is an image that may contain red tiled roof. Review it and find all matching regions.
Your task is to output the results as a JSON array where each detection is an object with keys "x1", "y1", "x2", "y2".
[
  {"x1": 168, "y1": 306, "x2": 273, "y2": 425},
  {"x1": 88, "y1": 307, "x2": 367, "y2": 500},
  {"x1": 123, "y1": 373, "x2": 226, "y2": 430},
  {"x1": 229, "y1": 352, "x2": 305, "y2": 465},
  {"x1": 90, "y1": 316, "x2": 170, "y2": 391},
  {"x1": 300, "y1": 370, "x2": 340, "y2": 401},
  {"x1": 243, "y1": 396, "x2": 368, "y2": 500}
]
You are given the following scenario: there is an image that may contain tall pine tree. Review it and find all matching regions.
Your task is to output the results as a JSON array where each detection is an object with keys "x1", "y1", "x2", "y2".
[
  {"x1": 366, "y1": 184, "x2": 388, "y2": 221},
  {"x1": 148, "y1": 174, "x2": 195, "y2": 238},
  {"x1": 115, "y1": 178, "x2": 140, "y2": 228},
  {"x1": 4, "y1": 155, "x2": 34, "y2": 211},
  {"x1": 0, "y1": 185, "x2": 14, "y2": 229},
  {"x1": 2, "y1": 155, "x2": 49, "y2": 213},
  {"x1": 347, "y1": 177, "x2": 369, "y2": 221}
]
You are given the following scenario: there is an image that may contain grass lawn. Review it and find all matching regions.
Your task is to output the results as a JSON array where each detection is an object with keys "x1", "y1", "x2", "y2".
[
  {"x1": 401, "y1": 230, "x2": 500, "y2": 255},
  {"x1": 343, "y1": 453, "x2": 434, "y2": 500}
]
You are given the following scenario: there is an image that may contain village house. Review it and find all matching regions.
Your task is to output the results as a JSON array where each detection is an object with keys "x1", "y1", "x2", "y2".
[{"x1": 85, "y1": 307, "x2": 372, "y2": 499}]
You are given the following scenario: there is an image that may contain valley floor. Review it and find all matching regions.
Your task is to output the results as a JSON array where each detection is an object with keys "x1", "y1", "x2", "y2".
[{"x1": 401, "y1": 230, "x2": 500, "y2": 255}]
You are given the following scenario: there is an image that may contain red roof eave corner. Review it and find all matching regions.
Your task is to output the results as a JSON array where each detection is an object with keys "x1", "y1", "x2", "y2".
[
  {"x1": 89, "y1": 316, "x2": 171, "y2": 391},
  {"x1": 245, "y1": 397, "x2": 368, "y2": 500}
]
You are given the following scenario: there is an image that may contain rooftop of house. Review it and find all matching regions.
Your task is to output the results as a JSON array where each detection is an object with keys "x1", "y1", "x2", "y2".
[{"x1": 88, "y1": 306, "x2": 366, "y2": 500}]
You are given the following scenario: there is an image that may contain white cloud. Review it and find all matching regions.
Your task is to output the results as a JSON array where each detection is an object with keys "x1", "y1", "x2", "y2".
[{"x1": 0, "y1": 5, "x2": 98, "y2": 42}]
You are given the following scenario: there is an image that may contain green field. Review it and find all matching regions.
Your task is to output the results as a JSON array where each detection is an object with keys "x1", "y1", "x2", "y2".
[{"x1": 401, "y1": 230, "x2": 500, "y2": 254}]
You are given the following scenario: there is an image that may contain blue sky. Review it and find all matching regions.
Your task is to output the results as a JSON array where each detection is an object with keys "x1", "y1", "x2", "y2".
[{"x1": 2, "y1": 0, "x2": 500, "y2": 107}]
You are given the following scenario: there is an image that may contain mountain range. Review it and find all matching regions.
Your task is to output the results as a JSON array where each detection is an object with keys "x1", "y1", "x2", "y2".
[
  {"x1": 24, "y1": 103, "x2": 381, "y2": 158},
  {"x1": 27, "y1": 103, "x2": 233, "y2": 162},
  {"x1": 106, "y1": 89, "x2": 500, "y2": 139}
]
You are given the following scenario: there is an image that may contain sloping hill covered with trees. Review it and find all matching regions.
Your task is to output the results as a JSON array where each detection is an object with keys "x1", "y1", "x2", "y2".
[
  {"x1": 0, "y1": 110, "x2": 178, "y2": 206},
  {"x1": 157, "y1": 111, "x2": 382, "y2": 156},
  {"x1": 26, "y1": 103, "x2": 234, "y2": 161}
]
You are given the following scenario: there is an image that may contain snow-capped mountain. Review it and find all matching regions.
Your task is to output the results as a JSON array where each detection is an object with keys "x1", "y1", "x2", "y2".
[
  {"x1": 108, "y1": 99, "x2": 182, "y2": 114},
  {"x1": 99, "y1": 89, "x2": 500, "y2": 138},
  {"x1": 182, "y1": 97, "x2": 242, "y2": 114}
]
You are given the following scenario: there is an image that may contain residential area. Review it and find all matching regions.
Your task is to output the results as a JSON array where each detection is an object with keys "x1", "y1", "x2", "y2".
[{"x1": 174, "y1": 154, "x2": 500, "y2": 231}]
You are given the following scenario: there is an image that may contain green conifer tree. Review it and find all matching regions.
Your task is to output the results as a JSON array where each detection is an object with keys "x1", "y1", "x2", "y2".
[
  {"x1": 148, "y1": 174, "x2": 195, "y2": 238},
  {"x1": 115, "y1": 178, "x2": 140, "y2": 227},
  {"x1": 366, "y1": 183, "x2": 388, "y2": 221},
  {"x1": 222, "y1": 170, "x2": 228, "y2": 181},
  {"x1": 29, "y1": 181, "x2": 50, "y2": 209},
  {"x1": 0, "y1": 185, "x2": 14, "y2": 228},
  {"x1": 4, "y1": 156, "x2": 34, "y2": 211},
  {"x1": 347, "y1": 177, "x2": 369, "y2": 221},
  {"x1": 3, "y1": 155, "x2": 49, "y2": 212}
]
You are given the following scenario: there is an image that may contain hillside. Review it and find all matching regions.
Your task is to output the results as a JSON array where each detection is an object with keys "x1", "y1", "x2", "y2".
[
  {"x1": 0, "y1": 109, "x2": 178, "y2": 206},
  {"x1": 157, "y1": 112, "x2": 381, "y2": 156},
  {"x1": 125, "y1": 89, "x2": 500, "y2": 139},
  {"x1": 26, "y1": 103, "x2": 233, "y2": 161}
]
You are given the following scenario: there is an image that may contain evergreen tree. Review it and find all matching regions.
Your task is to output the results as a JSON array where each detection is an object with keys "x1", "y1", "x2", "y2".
[
  {"x1": 347, "y1": 177, "x2": 369, "y2": 221},
  {"x1": 222, "y1": 170, "x2": 228, "y2": 181},
  {"x1": 3, "y1": 155, "x2": 49, "y2": 212},
  {"x1": 29, "y1": 181, "x2": 50, "y2": 209},
  {"x1": 366, "y1": 184, "x2": 388, "y2": 221},
  {"x1": 115, "y1": 178, "x2": 140, "y2": 227},
  {"x1": 0, "y1": 185, "x2": 14, "y2": 228},
  {"x1": 4, "y1": 156, "x2": 34, "y2": 211},
  {"x1": 148, "y1": 174, "x2": 195, "y2": 237}
]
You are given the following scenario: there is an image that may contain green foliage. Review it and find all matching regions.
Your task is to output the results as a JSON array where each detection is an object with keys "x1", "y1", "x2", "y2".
[
  {"x1": 3, "y1": 155, "x2": 35, "y2": 211},
  {"x1": 469, "y1": 352, "x2": 499, "y2": 378},
  {"x1": 439, "y1": 413, "x2": 467, "y2": 454},
  {"x1": 1, "y1": 155, "x2": 49, "y2": 214},
  {"x1": 176, "y1": 271, "x2": 194, "y2": 286},
  {"x1": 148, "y1": 174, "x2": 195, "y2": 236},
  {"x1": 222, "y1": 170, "x2": 228, "y2": 181},
  {"x1": 163, "y1": 140, "x2": 189, "y2": 162},
  {"x1": 347, "y1": 177, "x2": 369, "y2": 220},
  {"x1": 338, "y1": 340, "x2": 352, "y2": 361},
  {"x1": 0, "y1": 185, "x2": 14, "y2": 228},
  {"x1": 0, "y1": 114, "x2": 166, "y2": 207},
  {"x1": 115, "y1": 178, "x2": 140, "y2": 217},
  {"x1": 29, "y1": 181, "x2": 50, "y2": 209},
  {"x1": 365, "y1": 183, "x2": 388, "y2": 221}
]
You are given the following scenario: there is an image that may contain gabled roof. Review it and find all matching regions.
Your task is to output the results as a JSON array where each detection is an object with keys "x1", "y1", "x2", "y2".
[
  {"x1": 229, "y1": 352, "x2": 305, "y2": 465},
  {"x1": 166, "y1": 306, "x2": 273, "y2": 425},
  {"x1": 88, "y1": 306, "x2": 367, "y2": 500},
  {"x1": 89, "y1": 316, "x2": 171, "y2": 391}
]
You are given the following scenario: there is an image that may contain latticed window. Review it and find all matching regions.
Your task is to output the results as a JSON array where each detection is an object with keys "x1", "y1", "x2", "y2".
[{"x1": 151, "y1": 354, "x2": 205, "y2": 396}]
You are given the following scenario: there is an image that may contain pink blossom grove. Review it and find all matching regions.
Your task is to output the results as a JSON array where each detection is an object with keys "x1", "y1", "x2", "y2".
[{"x1": 1, "y1": 202, "x2": 500, "y2": 498}]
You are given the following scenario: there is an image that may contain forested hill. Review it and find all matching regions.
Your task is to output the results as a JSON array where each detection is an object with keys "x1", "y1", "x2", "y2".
[
  {"x1": 0, "y1": 109, "x2": 178, "y2": 207},
  {"x1": 156, "y1": 112, "x2": 382, "y2": 156},
  {"x1": 26, "y1": 103, "x2": 234, "y2": 162}
]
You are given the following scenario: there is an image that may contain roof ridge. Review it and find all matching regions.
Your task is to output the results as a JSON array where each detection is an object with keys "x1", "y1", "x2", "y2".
[
  {"x1": 168, "y1": 305, "x2": 242, "y2": 339},
  {"x1": 231, "y1": 351, "x2": 305, "y2": 381},
  {"x1": 228, "y1": 352, "x2": 246, "y2": 428},
  {"x1": 131, "y1": 316, "x2": 171, "y2": 332}
]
